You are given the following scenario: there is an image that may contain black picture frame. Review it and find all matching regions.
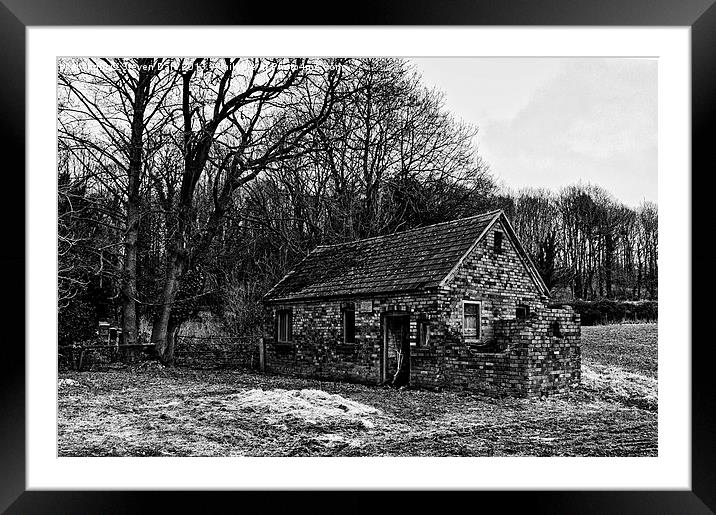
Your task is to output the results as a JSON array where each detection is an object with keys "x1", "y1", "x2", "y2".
[{"x1": 2, "y1": 1, "x2": 711, "y2": 512}]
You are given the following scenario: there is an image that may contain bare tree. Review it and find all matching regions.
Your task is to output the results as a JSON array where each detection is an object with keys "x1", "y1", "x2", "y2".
[
  {"x1": 149, "y1": 58, "x2": 344, "y2": 363},
  {"x1": 58, "y1": 58, "x2": 177, "y2": 345}
]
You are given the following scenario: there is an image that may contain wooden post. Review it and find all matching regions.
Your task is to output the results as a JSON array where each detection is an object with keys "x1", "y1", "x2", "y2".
[
  {"x1": 259, "y1": 337, "x2": 265, "y2": 372},
  {"x1": 98, "y1": 321, "x2": 110, "y2": 345},
  {"x1": 382, "y1": 315, "x2": 388, "y2": 384}
]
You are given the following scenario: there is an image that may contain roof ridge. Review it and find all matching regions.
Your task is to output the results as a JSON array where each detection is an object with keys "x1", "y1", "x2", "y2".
[{"x1": 315, "y1": 210, "x2": 504, "y2": 250}]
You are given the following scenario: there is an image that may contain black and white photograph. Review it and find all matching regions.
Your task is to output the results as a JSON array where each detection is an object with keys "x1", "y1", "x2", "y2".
[{"x1": 56, "y1": 56, "x2": 658, "y2": 458}]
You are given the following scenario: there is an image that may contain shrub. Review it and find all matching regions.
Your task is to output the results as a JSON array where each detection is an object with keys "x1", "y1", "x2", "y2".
[
  {"x1": 220, "y1": 282, "x2": 266, "y2": 336},
  {"x1": 567, "y1": 300, "x2": 658, "y2": 326},
  {"x1": 58, "y1": 298, "x2": 98, "y2": 347}
]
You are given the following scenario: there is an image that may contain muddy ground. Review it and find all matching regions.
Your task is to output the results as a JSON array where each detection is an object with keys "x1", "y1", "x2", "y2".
[{"x1": 58, "y1": 323, "x2": 657, "y2": 457}]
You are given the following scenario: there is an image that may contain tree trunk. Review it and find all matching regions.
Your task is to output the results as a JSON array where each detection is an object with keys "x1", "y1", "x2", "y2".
[
  {"x1": 574, "y1": 273, "x2": 583, "y2": 300},
  {"x1": 151, "y1": 248, "x2": 185, "y2": 363},
  {"x1": 604, "y1": 232, "x2": 615, "y2": 299},
  {"x1": 150, "y1": 68, "x2": 205, "y2": 362},
  {"x1": 152, "y1": 313, "x2": 180, "y2": 365},
  {"x1": 158, "y1": 319, "x2": 180, "y2": 365},
  {"x1": 121, "y1": 201, "x2": 139, "y2": 345},
  {"x1": 120, "y1": 65, "x2": 152, "y2": 345}
]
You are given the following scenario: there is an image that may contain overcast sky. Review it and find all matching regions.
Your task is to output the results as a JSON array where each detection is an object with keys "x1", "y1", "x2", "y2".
[{"x1": 410, "y1": 58, "x2": 657, "y2": 207}]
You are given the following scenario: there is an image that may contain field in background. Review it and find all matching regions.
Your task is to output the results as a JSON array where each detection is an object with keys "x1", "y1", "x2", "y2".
[
  {"x1": 582, "y1": 324, "x2": 657, "y2": 377},
  {"x1": 58, "y1": 324, "x2": 658, "y2": 457}
]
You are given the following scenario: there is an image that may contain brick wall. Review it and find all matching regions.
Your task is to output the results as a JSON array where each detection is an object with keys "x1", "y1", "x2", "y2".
[
  {"x1": 264, "y1": 298, "x2": 377, "y2": 383},
  {"x1": 440, "y1": 218, "x2": 548, "y2": 344},
  {"x1": 409, "y1": 221, "x2": 580, "y2": 396},
  {"x1": 410, "y1": 344, "x2": 530, "y2": 395},
  {"x1": 409, "y1": 306, "x2": 580, "y2": 396},
  {"x1": 263, "y1": 293, "x2": 439, "y2": 384},
  {"x1": 524, "y1": 308, "x2": 581, "y2": 396}
]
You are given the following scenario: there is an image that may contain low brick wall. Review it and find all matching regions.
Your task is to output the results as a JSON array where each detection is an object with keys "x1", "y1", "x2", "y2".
[
  {"x1": 410, "y1": 344, "x2": 530, "y2": 396},
  {"x1": 525, "y1": 308, "x2": 581, "y2": 396},
  {"x1": 410, "y1": 307, "x2": 580, "y2": 397},
  {"x1": 264, "y1": 341, "x2": 381, "y2": 384}
]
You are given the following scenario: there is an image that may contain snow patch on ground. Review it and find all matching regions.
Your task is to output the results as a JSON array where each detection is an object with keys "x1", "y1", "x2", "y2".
[
  {"x1": 581, "y1": 363, "x2": 657, "y2": 409},
  {"x1": 224, "y1": 388, "x2": 381, "y2": 429},
  {"x1": 58, "y1": 378, "x2": 84, "y2": 388}
]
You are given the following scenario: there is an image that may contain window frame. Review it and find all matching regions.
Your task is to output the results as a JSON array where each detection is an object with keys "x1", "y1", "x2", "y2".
[
  {"x1": 462, "y1": 300, "x2": 482, "y2": 340},
  {"x1": 342, "y1": 308, "x2": 356, "y2": 344},
  {"x1": 516, "y1": 304, "x2": 530, "y2": 320},
  {"x1": 277, "y1": 308, "x2": 293, "y2": 343},
  {"x1": 418, "y1": 319, "x2": 431, "y2": 347}
]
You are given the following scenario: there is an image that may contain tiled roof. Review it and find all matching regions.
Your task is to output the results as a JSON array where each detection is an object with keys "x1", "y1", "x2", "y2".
[{"x1": 264, "y1": 210, "x2": 503, "y2": 302}]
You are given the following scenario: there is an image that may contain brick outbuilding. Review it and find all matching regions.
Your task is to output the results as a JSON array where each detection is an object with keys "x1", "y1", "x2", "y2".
[{"x1": 262, "y1": 210, "x2": 580, "y2": 397}]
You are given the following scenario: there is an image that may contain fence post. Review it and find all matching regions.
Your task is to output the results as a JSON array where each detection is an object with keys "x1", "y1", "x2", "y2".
[{"x1": 259, "y1": 337, "x2": 265, "y2": 372}]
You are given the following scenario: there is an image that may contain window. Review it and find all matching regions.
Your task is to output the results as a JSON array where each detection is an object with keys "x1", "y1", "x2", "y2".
[
  {"x1": 277, "y1": 309, "x2": 292, "y2": 343},
  {"x1": 516, "y1": 304, "x2": 529, "y2": 320},
  {"x1": 343, "y1": 308, "x2": 355, "y2": 344},
  {"x1": 463, "y1": 301, "x2": 481, "y2": 339},
  {"x1": 418, "y1": 320, "x2": 431, "y2": 346},
  {"x1": 494, "y1": 231, "x2": 503, "y2": 254}
]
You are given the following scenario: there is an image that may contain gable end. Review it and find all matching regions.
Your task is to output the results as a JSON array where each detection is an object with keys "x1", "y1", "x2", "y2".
[{"x1": 439, "y1": 211, "x2": 549, "y2": 297}]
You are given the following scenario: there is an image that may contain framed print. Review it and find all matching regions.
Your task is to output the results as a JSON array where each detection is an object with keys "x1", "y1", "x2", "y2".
[{"x1": 3, "y1": 0, "x2": 714, "y2": 512}]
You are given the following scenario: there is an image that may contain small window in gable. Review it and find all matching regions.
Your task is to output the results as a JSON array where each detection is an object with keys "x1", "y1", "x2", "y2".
[
  {"x1": 494, "y1": 231, "x2": 504, "y2": 254},
  {"x1": 463, "y1": 301, "x2": 481, "y2": 339},
  {"x1": 516, "y1": 304, "x2": 529, "y2": 320},
  {"x1": 277, "y1": 309, "x2": 293, "y2": 343},
  {"x1": 343, "y1": 308, "x2": 355, "y2": 344}
]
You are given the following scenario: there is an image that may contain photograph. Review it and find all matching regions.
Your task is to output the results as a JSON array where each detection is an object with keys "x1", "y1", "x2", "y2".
[
  {"x1": 56, "y1": 56, "x2": 659, "y2": 458},
  {"x1": 0, "y1": 0, "x2": 708, "y2": 505}
]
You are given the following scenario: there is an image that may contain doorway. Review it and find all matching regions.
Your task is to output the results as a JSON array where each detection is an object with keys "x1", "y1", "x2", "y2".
[{"x1": 382, "y1": 313, "x2": 410, "y2": 387}]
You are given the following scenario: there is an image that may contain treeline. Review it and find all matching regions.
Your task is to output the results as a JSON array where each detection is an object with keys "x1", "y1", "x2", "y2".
[
  {"x1": 503, "y1": 185, "x2": 658, "y2": 301},
  {"x1": 58, "y1": 58, "x2": 657, "y2": 359}
]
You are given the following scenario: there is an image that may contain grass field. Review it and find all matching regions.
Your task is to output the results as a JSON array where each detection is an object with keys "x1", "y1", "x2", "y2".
[{"x1": 58, "y1": 323, "x2": 657, "y2": 457}]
